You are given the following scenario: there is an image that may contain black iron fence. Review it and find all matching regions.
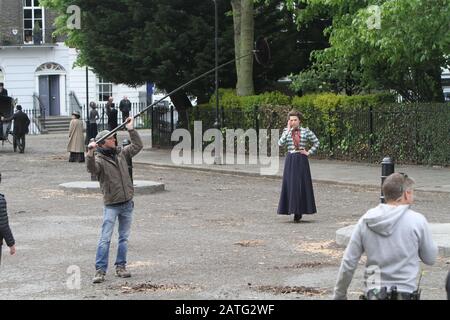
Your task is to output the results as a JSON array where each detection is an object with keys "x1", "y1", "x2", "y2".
[
  {"x1": 151, "y1": 104, "x2": 177, "y2": 148},
  {"x1": 187, "y1": 103, "x2": 450, "y2": 166},
  {"x1": 19, "y1": 101, "x2": 450, "y2": 165}
]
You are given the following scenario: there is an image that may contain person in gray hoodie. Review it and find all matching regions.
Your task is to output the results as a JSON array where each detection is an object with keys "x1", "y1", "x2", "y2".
[{"x1": 333, "y1": 173, "x2": 438, "y2": 300}]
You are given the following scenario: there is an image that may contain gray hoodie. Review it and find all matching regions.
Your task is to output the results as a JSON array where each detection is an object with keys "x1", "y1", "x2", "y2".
[{"x1": 333, "y1": 204, "x2": 438, "y2": 299}]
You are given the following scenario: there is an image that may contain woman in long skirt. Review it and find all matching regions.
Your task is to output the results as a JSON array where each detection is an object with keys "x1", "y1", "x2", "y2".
[
  {"x1": 67, "y1": 111, "x2": 85, "y2": 162},
  {"x1": 277, "y1": 110, "x2": 320, "y2": 222}
]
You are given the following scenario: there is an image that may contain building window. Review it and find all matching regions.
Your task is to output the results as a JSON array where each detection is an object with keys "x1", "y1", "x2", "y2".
[
  {"x1": 98, "y1": 78, "x2": 113, "y2": 102},
  {"x1": 35, "y1": 62, "x2": 65, "y2": 73},
  {"x1": 23, "y1": 0, "x2": 45, "y2": 44}
]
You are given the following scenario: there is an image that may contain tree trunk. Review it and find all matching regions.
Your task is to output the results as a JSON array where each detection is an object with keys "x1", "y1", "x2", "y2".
[
  {"x1": 231, "y1": 0, "x2": 241, "y2": 85},
  {"x1": 232, "y1": 0, "x2": 254, "y2": 96}
]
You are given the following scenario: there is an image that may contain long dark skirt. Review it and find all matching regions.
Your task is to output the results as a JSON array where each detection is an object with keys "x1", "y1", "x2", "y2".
[
  {"x1": 69, "y1": 152, "x2": 85, "y2": 163},
  {"x1": 277, "y1": 152, "x2": 316, "y2": 215}
]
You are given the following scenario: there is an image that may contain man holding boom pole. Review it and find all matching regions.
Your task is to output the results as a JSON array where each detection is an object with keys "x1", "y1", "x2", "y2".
[{"x1": 87, "y1": 117, "x2": 143, "y2": 284}]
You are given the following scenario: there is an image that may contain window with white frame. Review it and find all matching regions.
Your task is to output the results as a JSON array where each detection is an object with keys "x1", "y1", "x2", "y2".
[
  {"x1": 23, "y1": 0, "x2": 45, "y2": 44},
  {"x1": 98, "y1": 77, "x2": 113, "y2": 102}
]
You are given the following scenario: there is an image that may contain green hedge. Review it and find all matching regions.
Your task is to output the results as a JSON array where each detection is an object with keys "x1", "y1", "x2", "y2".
[{"x1": 186, "y1": 90, "x2": 449, "y2": 165}]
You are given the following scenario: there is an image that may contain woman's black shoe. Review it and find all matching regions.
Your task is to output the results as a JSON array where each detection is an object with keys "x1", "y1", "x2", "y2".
[{"x1": 294, "y1": 214, "x2": 302, "y2": 222}]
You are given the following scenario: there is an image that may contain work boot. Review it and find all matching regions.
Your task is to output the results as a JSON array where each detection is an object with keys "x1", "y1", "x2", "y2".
[
  {"x1": 293, "y1": 214, "x2": 302, "y2": 223},
  {"x1": 116, "y1": 265, "x2": 131, "y2": 278},
  {"x1": 92, "y1": 269, "x2": 106, "y2": 284}
]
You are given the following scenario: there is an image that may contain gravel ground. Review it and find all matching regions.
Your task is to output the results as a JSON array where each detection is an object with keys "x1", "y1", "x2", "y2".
[{"x1": 0, "y1": 132, "x2": 449, "y2": 300}]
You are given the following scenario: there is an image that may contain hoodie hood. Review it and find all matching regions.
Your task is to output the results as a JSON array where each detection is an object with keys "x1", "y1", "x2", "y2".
[{"x1": 363, "y1": 204, "x2": 410, "y2": 236}]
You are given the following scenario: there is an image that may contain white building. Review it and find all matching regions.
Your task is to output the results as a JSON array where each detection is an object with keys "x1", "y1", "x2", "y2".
[
  {"x1": 0, "y1": 0, "x2": 150, "y2": 133},
  {"x1": 0, "y1": 44, "x2": 148, "y2": 117}
]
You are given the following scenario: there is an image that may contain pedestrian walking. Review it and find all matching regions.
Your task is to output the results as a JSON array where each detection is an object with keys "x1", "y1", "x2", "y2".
[
  {"x1": 0, "y1": 83, "x2": 8, "y2": 97},
  {"x1": 105, "y1": 96, "x2": 118, "y2": 146},
  {"x1": 119, "y1": 96, "x2": 131, "y2": 125},
  {"x1": 86, "y1": 117, "x2": 143, "y2": 283},
  {"x1": 277, "y1": 110, "x2": 319, "y2": 222},
  {"x1": 0, "y1": 173, "x2": 16, "y2": 267},
  {"x1": 67, "y1": 111, "x2": 85, "y2": 162},
  {"x1": 88, "y1": 101, "x2": 99, "y2": 140},
  {"x1": 1, "y1": 105, "x2": 30, "y2": 153},
  {"x1": 333, "y1": 173, "x2": 438, "y2": 300},
  {"x1": 105, "y1": 97, "x2": 118, "y2": 130}
]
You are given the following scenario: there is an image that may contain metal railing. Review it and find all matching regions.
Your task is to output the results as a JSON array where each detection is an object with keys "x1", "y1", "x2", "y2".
[
  {"x1": 69, "y1": 91, "x2": 83, "y2": 117},
  {"x1": 32, "y1": 93, "x2": 46, "y2": 132}
]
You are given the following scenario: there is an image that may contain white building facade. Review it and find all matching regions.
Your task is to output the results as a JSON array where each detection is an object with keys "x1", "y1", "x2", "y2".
[
  {"x1": 0, "y1": 43, "x2": 148, "y2": 117},
  {"x1": 0, "y1": 0, "x2": 149, "y2": 121}
]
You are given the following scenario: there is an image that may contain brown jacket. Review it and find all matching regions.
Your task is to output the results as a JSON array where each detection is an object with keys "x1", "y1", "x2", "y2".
[{"x1": 86, "y1": 129, "x2": 143, "y2": 205}]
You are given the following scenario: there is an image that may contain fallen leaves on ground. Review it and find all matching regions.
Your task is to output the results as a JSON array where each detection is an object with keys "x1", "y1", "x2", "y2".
[
  {"x1": 273, "y1": 261, "x2": 336, "y2": 270},
  {"x1": 254, "y1": 284, "x2": 330, "y2": 296},
  {"x1": 119, "y1": 282, "x2": 198, "y2": 294},
  {"x1": 234, "y1": 239, "x2": 264, "y2": 247},
  {"x1": 295, "y1": 240, "x2": 344, "y2": 260}
]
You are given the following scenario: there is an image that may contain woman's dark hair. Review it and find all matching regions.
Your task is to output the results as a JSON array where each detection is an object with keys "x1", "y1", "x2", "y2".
[{"x1": 287, "y1": 109, "x2": 303, "y2": 121}]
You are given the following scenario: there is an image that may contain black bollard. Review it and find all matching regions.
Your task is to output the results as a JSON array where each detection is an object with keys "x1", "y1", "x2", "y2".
[
  {"x1": 122, "y1": 139, "x2": 133, "y2": 183},
  {"x1": 380, "y1": 156, "x2": 395, "y2": 203}
]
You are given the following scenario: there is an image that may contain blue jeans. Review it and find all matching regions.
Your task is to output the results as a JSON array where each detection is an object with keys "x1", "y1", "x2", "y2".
[{"x1": 95, "y1": 200, "x2": 134, "y2": 272}]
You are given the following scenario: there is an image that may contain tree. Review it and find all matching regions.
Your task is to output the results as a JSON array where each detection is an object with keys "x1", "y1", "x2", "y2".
[
  {"x1": 285, "y1": 0, "x2": 450, "y2": 102},
  {"x1": 253, "y1": 0, "x2": 329, "y2": 94},
  {"x1": 42, "y1": 0, "x2": 236, "y2": 127},
  {"x1": 231, "y1": 0, "x2": 255, "y2": 96},
  {"x1": 231, "y1": 0, "x2": 330, "y2": 96}
]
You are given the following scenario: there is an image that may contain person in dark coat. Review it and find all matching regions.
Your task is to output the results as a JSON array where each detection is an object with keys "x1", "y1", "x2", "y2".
[
  {"x1": 88, "y1": 101, "x2": 99, "y2": 140},
  {"x1": 119, "y1": 96, "x2": 131, "y2": 124},
  {"x1": 1, "y1": 105, "x2": 30, "y2": 153},
  {"x1": 105, "y1": 96, "x2": 118, "y2": 146},
  {"x1": 0, "y1": 83, "x2": 8, "y2": 97},
  {"x1": 0, "y1": 173, "x2": 16, "y2": 266},
  {"x1": 277, "y1": 110, "x2": 320, "y2": 222}
]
